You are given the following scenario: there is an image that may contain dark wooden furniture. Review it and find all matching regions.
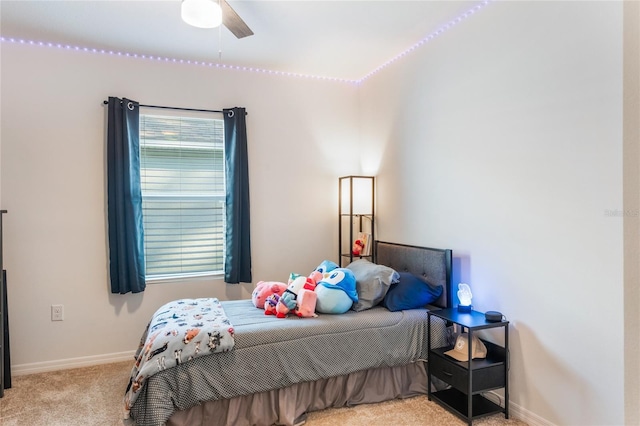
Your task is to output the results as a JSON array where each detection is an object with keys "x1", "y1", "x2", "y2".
[
  {"x1": 427, "y1": 308, "x2": 509, "y2": 425},
  {"x1": 0, "y1": 210, "x2": 9, "y2": 397},
  {"x1": 338, "y1": 176, "x2": 375, "y2": 267}
]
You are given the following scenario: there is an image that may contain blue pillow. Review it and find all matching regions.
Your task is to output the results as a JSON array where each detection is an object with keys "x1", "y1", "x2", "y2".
[{"x1": 382, "y1": 272, "x2": 443, "y2": 311}]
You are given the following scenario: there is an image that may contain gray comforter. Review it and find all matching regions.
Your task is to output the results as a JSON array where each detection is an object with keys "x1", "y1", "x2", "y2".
[{"x1": 129, "y1": 299, "x2": 447, "y2": 426}]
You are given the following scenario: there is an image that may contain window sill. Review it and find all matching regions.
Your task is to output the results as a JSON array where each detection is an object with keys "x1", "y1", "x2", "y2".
[{"x1": 147, "y1": 272, "x2": 224, "y2": 285}]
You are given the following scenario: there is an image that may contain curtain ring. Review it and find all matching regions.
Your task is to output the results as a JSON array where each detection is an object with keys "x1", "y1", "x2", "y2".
[
  {"x1": 227, "y1": 110, "x2": 235, "y2": 118},
  {"x1": 127, "y1": 101, "x2": 135, "y2": 111}
]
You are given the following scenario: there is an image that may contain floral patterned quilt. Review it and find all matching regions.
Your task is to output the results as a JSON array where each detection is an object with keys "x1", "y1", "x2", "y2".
[{"x1": 124, "y1": 298, "x2": 235, "y2": 417}]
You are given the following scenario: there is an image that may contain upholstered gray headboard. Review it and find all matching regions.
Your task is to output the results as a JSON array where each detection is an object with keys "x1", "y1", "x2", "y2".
[{"x1": 375, "y1": 241, "x2": 452, "y2": 309}]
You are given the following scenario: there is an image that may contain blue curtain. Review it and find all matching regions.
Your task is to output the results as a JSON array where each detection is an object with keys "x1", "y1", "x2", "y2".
[
  {"x1": 223, "y1": 107, "x2": 252, "y2": 283},
  {"x1": 107, "y1": 97, "x2": 146, "y2": 294}
]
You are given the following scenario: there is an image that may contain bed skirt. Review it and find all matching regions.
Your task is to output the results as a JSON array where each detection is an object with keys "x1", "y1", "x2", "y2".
[{"x1": 166, "y1": 361, "x2": 429, "y2": 426}]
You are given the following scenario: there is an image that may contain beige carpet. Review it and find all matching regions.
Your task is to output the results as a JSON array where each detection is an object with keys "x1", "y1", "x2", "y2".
[{"x1": 0, "y1": 361, "x2": 528, "y2": 426}]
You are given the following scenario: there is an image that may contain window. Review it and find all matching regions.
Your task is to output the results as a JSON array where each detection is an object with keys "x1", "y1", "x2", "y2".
[{"x1": 139, "y1": 112, "x2": 225, "y2": 279}]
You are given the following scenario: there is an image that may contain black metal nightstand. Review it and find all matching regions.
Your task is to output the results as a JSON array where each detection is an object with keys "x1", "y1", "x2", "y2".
[{"x1": 427, "y1": 308, "x2": 509, "y2": 425}]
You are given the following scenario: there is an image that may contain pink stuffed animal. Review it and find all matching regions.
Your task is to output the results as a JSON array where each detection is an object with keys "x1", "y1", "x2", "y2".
[
  {"x1": 308, "y1": 270, "x2": 324, "y2": 284},
  {"x1": 296, "y1": 277, "x2": 318, "y2": 318},
  {"x1": 251, "y1": 281, "x2": 288, "y2": 309}
]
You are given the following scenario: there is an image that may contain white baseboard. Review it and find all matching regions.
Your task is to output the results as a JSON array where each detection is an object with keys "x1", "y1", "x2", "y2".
[
  {"x1": 486, "y1": 391, "x2": 556, "y2": 426},
  {"x1": 11, "y1": 350, "x2": 136, "y2": 376},
  {"x1": 509, "y1": 402, "x2": 556, "y2": 426}
]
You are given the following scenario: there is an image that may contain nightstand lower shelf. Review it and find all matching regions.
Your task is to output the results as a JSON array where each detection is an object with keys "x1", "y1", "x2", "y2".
[{"x1": 430, "y1": 388, "x2": 503, "y2": 420}]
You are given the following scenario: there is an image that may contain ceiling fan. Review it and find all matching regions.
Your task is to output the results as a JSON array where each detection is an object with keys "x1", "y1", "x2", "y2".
[{"x1": 181, "y1": 0, "x2": 253, "y2": 39}]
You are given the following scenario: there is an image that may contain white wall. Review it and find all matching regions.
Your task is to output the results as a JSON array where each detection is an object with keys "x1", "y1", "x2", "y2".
[
  {"x1": 0, "y1": 43, "x2": 359, "y2": 369},
  {"x1": 359, "y1": 2, "x2": 624, "y2": 425}
]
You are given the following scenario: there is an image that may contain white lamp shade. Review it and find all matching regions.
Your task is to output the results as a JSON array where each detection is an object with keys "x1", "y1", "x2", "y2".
[
  {"x1": 181, "y1": 0, "x2": 223, "y2": 29},
  {"x1": 341, "y1": 177, "x2": 374, "y2": 215}
]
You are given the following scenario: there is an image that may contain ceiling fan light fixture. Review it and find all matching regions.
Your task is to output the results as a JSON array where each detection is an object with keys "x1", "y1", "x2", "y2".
[{"x1": 181, "y1": 0, "x2": 223, "y2": 29}]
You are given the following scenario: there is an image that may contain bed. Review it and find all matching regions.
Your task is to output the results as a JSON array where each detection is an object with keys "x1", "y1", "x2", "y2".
[{"x1": 127, "y1": 241, "x2": 453, "y2": 426}]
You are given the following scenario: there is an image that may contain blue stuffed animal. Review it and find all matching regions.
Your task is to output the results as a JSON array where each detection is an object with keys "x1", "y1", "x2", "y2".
[{"x1": 313, "y1": 262, "x2": 358, "y2": 314}]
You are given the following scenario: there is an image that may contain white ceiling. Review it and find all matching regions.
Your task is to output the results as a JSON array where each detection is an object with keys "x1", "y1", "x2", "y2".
[{"x1": 0, "y1": 0, "x2": 482, "y2": 81}]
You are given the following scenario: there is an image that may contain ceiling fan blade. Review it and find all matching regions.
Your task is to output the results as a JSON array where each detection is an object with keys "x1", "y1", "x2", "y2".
[{"x1": 221, "y1": 0, "x2": 253, "y2": 39}]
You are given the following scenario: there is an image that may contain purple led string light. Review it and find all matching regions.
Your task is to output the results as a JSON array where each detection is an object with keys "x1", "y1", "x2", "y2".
[
  {"x1": 0, "y1": 36, "x2": 356, "y2": 84},
  {"x1": 0, "y1": 1, "x2": 490, "y2": 85},
  {"x1": 356, "y1": 0, "x2": 491, "y2": 84}
]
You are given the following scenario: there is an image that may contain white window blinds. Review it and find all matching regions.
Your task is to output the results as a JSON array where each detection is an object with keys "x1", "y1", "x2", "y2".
[{"x1": 139, "y1": 113, "x2": 225, "y2": 279}]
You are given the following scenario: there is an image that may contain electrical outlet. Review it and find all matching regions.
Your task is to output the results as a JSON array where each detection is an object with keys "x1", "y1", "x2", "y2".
[{"x1": 51, "y1": 304, "x2": 64, "y2": 321}]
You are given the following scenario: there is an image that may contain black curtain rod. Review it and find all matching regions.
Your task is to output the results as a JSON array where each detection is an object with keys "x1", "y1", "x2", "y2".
[{"x1": 102, "y1": 100, "x2": 247, "y2": 115}]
